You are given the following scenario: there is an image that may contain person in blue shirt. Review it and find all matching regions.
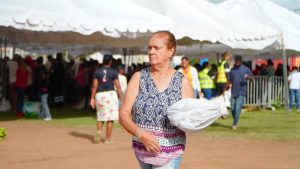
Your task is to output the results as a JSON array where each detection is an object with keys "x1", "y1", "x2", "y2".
[{"x1": 228, "y1": 55, "x2": 253, "y2": 130}]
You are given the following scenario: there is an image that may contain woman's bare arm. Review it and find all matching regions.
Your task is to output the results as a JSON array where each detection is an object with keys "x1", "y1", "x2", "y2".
[
  {"x1": 182, "y1": 76, "x2": 194, "y2": 98},
  {"x1": 119, "y1": 72, "x2": 161, "y2": 153}
]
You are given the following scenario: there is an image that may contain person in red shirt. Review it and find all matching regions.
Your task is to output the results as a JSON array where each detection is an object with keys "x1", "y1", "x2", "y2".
[{"x1": 15, "y1": 61, "x2": 28, "y2": 117}]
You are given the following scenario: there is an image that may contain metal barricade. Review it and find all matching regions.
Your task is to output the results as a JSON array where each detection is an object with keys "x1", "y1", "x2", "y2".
[{"x1": 245, "y1": 76, "x2": 285, "y2": 107}]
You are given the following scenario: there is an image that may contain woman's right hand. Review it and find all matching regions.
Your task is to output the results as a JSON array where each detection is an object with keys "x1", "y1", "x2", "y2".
[{"x1": 140, "y1": 131, "x2": 161, "y2": 153}]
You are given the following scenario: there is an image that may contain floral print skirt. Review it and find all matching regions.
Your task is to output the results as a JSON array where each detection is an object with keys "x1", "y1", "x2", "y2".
[{"x1": 95, "y1": 91, "x2": 119, "y2": 121}]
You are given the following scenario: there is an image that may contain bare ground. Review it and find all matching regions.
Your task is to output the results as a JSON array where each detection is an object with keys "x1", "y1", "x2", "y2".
[{"x1": 0, "y1": 120, "x2": 300, "y2": 169}]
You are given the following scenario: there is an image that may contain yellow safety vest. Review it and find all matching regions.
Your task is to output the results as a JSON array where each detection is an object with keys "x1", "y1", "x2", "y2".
[
  {"x1": 217, "y1": 60, "x2": 227, "y2": 83},
  {"x1": 198, "y1": 68, "x2": 214, "y2": 89}
]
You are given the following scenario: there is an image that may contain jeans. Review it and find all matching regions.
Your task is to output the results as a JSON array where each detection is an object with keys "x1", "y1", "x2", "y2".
[
  {"x1": 230, "y1": 95, "x2": 244, "y2": 126},
  {"x1": 193, "y1": 89, "x2": 199, "y2": 99},
  {"x1": 16, "y1": 87, "x2": 25, "y2": 113},
  {"x1": 40, "y1": 94, "x2": 52, "y2": 119},
  {"x1": 137, "y1": 156, "x2": 182, "y2": 169},
  {"x1": 9, "y1": 83, "x2": 17, "y2": 112},
  {"x1": 202, "y1": 89, "x2": 212, "y2": 100},
  {"x1": 289, "y1": 89, "x2": 300, "y2": 110}
]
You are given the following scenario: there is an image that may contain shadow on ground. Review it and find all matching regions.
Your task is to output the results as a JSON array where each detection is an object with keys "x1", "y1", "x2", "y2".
[{"x1": 69, "y1": 131, "x2": 94, "y2": 143}]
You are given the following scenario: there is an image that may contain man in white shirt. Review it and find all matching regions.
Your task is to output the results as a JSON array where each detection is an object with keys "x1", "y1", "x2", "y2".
[
  {"x1": 178, "y1": 57, "x2": 201, "y2": 98},
  {"x1": 6, "y1": 54, "x2": 19, "y2": 113},
  {"x1": 288, "y1": 67, "x2": 300, "y2": 111},
  {"x1": 117, "y1": 65, "x2": 127, "y2": 106},
  {"x1": 117, "y1": 65, "x2": 127, "y2": 95}
]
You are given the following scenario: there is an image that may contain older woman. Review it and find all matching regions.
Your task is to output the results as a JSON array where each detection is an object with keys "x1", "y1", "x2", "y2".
[{"x1": 119, "y1": 31, "x2": 194, "y2": 169}]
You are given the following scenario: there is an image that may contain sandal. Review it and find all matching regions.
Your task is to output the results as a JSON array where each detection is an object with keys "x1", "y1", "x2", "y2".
[{"x1": 104, "y1": 139, "x2": 113, "y2": 144}]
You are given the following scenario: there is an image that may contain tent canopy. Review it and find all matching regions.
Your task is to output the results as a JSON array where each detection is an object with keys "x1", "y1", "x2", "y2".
[
  {"x1": 219, "y1": 0, "x2": 300, "y2": 51},
  {"x1": 0, "y1": 0, "x2": 291, "y2": 56},
  {"x1": 128, "y1": 0, "x2": 279, "y2": 42},
  {"x1": 0, "y1": 0, "x2": 171, "y2": 36}
]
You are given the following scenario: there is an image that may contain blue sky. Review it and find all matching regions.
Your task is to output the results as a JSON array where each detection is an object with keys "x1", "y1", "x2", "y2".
[{"x1": 208, "y1": 0, "x2": 300, "y2": 14}]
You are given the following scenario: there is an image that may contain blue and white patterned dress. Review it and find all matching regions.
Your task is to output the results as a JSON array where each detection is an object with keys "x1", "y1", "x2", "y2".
[{"x1": 132, "y1": 68, "x2": 185, "y2": 166}]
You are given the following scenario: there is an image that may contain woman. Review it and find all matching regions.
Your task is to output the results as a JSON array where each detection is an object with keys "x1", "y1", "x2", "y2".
[
  {"x1": 90, "y1": 54, "x2": 123, "y2": 144},
  {"x1": 178, "y1": 56, "x2": 201, "y2": 98},
  {"x1": 15, "y1": 60, "x2": 28, "y2": 117},
  {"x1": 119, "y1": 31, "x2": 194, "y2": 169}
]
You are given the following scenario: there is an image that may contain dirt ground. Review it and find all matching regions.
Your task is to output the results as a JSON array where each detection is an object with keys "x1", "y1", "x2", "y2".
[{"x1": 1, "y1": 120, "x2": 300, "y2": 169}]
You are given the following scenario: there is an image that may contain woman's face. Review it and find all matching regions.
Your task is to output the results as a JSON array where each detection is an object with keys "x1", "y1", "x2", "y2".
[
  {"x1": 181, "y1": 59, "x2": 189, "y2": 68},
  {"x1": 148, "y1": 34, "x2": 174, "y2": 66}
]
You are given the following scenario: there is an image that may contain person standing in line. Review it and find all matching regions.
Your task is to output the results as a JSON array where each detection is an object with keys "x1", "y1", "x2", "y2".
[
  {"x1": 261, "y1": 59, "x2": 275, "y2": 76},
  {"x1": 288, "y1": 66, "x2": 300, "y2": 111},
  {"x1": 15, "y1": 60, "x2": 28, "y2": 117},
  {"x1": 179, "y1": 57, "x2": 201, "y2": 98},
  {"x1": 217, "y1": 51, "x2": 232, "y2": 95},
  {"x1": 228, "y1": 55, "x2": 253, "y2": 130},
  {"x1": 117, "y1": 65, "x2": 127, "y2": 105},
  {"x1": 51, "y1": 53, "x2": 65, "y2": 107},
  {"x1": 198, "y1": 61, "x2": 214, "y2": 100},
  {"x1": 90, "y1": 54, "x2": 123, "y2": 144},
  {"x1": 35, "y1": 57, "x2": 52, "y2": 121},
  {"x1": 119, "y1": 31, "x2": 194, "y2": 169},
  {"x1": 7, "y1": 54, "x2": 19, "y2": 114}
]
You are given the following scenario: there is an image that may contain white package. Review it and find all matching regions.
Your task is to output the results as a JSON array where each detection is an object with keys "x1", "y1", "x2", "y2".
[{"x1": 167, "y1": 97, "x2": 222, "y2": 132}]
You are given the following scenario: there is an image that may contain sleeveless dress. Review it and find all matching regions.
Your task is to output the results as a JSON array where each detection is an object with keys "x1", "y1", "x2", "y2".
[{"x1": 132, "y1": 68, "x2": 186, "y2": 166}]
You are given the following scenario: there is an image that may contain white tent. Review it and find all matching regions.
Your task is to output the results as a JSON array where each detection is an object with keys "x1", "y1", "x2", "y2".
[
  {"x1": 219, "y1": 0, "x2": 300, "y2": 51},
  {"x1": 127, "y1": 0, "x2": 279, "y2": 44},
  {"x1": 0, "y1": 0, "x2": 281, "y2": 56},
  {"x1": 70, "y1": 0, "x2": 172, "y2": 38},
  {"x1": 0, "y1": 0, "x2": 171, "y2": 37},
  {"x1": 0, "y1": 0, "x2": 172, "y2": 56}
]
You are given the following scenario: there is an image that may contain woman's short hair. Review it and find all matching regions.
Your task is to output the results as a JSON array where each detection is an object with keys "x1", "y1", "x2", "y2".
[
  {"x1": 102, "y1": 54, "x2": 113, "y2": 65},
  {"x1": 153, "y1": 30, "x2": 176, "y2": 56},
  {"x1": 181, "y1": 56, "x2": 189, "y2": 61}
]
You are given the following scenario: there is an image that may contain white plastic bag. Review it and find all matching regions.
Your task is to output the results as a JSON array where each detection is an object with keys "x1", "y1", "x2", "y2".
[
  {"x1": 23, "y1": 101, "x2": 40, "y2": 117},
  {"x1": 224, "y1": 89, "x2": 231, "y2": 108},
  {"x1": 167, "y1": 97, "x2": 222, "y2": 132},
  {"x1": 0, "y1": 99, "x2": 11, "y2": 112},
  {"x1": 220, "y1": 96, "x2": 229, "y2": 116}
]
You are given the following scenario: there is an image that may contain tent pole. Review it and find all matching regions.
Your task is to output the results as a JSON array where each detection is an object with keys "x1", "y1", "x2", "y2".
[
  {"x1": 4, "y1": 38, "x2": 7, "y2": 58},
  {"x1": 281, "y1": 33, "x2": 289, "y2": 112},
  {"x1": 0, "y1": 38, "x2": 2, "y2": 58},
  {"x1": 13, "y1": 46, "x2": 16, "y2": 56},
  {"x1": 122, "y1": 48, "x2": 127, "y2": 74}
]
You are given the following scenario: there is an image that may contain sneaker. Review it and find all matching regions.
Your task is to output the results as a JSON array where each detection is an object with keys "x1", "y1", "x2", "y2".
[
  {"x1": 232, "y1": 125, "x2": 237, "y2": 130},
  {"x1": 104, "y1": 139, "x2": 113, "y2": 144},
  {"x1": 94, "y1": 132, "x2": 105, "y2": 143},
  {"x1": 94, "y1": 133, "x2": 101, "y2": 143},
  {"x1": 16, "y1": 112, "x2": 24, "y2": 118},
  {"x1": 221, "y1": 115, "x2": 227, "y2": 119},
  {"x1": 44, "y1": 117, "x2": 52, "y2": 121}
]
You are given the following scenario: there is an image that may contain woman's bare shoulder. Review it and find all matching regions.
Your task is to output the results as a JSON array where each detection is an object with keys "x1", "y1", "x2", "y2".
[{"x1": 129, "y1": 71, "x2": 141, "y2": 82}]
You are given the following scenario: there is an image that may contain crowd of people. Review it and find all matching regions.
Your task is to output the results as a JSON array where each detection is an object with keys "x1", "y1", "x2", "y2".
[
  {"x1": 0, "y1": 53, "x2": 135, "y2": 120},
  {"x1": 0, "y1": 43, "x2": 292, "y2": 125}
]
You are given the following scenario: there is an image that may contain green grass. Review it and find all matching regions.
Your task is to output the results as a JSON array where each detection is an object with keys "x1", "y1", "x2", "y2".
[
  {"x1": 1, "y1": 106, "x2": 299, "y2": 141},
  {"x1": 0, "y1": 106, "x2": 121, "y2": 128},
  {"x1": 202, "y1": 108, "x2": 300, "y2": 141}
]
